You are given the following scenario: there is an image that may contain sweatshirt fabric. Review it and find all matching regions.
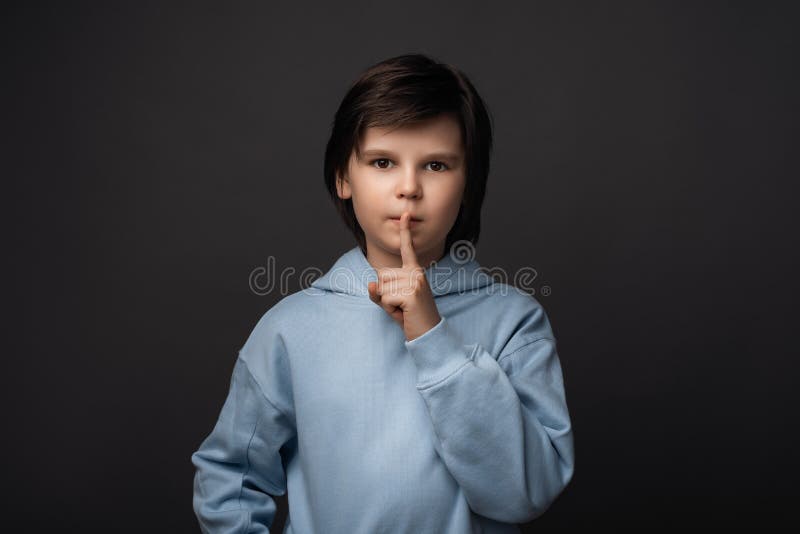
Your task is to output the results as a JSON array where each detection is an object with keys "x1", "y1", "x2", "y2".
[{"x1": 191, "y1": 245, "x2": 575, "y2": 533}]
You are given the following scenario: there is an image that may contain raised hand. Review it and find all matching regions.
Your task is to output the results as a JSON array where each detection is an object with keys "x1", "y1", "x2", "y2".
[{"x1": 368, "y1": 212, "x2": 442, "y2": 341}]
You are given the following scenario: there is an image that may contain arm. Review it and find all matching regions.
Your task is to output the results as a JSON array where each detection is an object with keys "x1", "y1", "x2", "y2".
[
  {"x1": 404, "y1": 306, "x2": 575, "y2": 524},
  {"x1": 191, "y1": 355, "x2": 295, "y2": 533}
]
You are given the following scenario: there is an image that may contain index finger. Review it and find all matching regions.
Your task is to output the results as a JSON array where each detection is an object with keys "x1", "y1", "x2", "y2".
[{"x1": 399, "y1": 211, "x2": 419, "y2": 268}]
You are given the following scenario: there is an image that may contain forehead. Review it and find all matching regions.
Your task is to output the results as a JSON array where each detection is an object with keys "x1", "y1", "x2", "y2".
[{"x1": 360, "y1": 113, "x2": 463, "y2": 153}]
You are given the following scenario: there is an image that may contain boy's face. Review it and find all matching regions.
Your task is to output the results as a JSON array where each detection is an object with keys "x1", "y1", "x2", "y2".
[{"x1": 336, "y1": 113, "x2": 466, "y2": 270}]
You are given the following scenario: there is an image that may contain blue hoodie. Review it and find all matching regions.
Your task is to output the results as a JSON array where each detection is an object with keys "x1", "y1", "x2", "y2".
[{"x1": 191, "y1": 245, "x2": 575, "y2": 533}]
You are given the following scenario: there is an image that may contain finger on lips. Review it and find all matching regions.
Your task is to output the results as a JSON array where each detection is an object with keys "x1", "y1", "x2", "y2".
[
  {"x1": 369, "y1": 211, "x2": 419, "y2": 310},
  {"x1": 399, "y1": 211, "x2": 419, "y2": 268}
]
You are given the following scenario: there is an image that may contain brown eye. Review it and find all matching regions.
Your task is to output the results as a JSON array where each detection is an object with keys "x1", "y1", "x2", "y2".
[
  {"x1": 426, "y1": 161, "x2": 449, "y2": 172},
  {"x1": 371, "y1": 158, "x2": 392, "y2": 169}
]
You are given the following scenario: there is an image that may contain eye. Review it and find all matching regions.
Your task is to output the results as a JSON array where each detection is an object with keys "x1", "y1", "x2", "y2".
[
  {"x1": 368, "y1": 159, "x2": 450, "y2": 172},
  {"x1": 369, "y1": 158, "x2": 394, "y2": 169},
  {"x1": 426, "y1": 161, "x2": 449, "y2": 172}
]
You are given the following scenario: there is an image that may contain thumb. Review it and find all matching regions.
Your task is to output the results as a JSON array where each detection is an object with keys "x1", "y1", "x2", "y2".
[
  {"x1": 368, "y1": 281, "x2": 381, "y2": 306},
  {"x1": 369, "y1": 282, "x2": 403, "y2": 326}
]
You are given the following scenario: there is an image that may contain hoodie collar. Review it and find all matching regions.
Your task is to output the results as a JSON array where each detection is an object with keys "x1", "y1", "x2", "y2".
[{"x1": 310, "y1": 245, "x2": 493, "y2": 298}]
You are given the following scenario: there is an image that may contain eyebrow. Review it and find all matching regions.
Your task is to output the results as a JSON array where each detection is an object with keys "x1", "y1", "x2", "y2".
[{"x1": 360, "y1": 148, "x2": 462, "y2": 161}]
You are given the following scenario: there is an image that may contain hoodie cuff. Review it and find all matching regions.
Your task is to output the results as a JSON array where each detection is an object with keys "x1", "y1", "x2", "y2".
[{"x1": 405, "y1": 316, "x2": 476, "y2": 388}]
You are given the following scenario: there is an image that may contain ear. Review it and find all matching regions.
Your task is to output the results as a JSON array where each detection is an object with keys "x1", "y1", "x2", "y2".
[{"x1": 336, "y1": 171, "x2": 352, "y2": 200}]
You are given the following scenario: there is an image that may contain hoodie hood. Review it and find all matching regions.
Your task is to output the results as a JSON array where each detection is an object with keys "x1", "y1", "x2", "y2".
[{"x1": 310, "y1": 245, "x2": 493, "y2": 298}]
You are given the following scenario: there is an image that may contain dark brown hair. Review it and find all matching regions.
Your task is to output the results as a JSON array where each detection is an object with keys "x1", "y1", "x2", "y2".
[{"x1": 323, "y1": 53, "x2": 494, "y2": 257}]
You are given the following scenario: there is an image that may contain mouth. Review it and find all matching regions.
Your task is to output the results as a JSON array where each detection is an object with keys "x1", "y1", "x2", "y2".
[{"x1": 388, "y1": 216, "x2": 422, "y2": 227}]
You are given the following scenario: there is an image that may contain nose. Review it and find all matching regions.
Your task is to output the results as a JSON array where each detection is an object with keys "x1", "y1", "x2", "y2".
[{"x1": 395, "y1": 168, "x2": 422, "y2": 199}]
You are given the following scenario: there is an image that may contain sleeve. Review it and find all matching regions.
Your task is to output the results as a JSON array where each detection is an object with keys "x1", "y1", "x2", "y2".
[
  {"x1": 191, "y1": 354, "x2": 296, "y2": 533},
  {"x1": 404, "y1": 306, "x2": 575, "y2": 524}
]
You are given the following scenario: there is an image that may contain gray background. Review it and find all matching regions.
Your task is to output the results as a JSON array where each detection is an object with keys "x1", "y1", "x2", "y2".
[{"x1": 6, "y1": 1, "x2": 798, "y2": 531}]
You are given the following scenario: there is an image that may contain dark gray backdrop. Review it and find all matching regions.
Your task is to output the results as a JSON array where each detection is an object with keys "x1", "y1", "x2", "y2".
[{"x1": 6, "y1": 1, "x2": 798, "y2": 531}]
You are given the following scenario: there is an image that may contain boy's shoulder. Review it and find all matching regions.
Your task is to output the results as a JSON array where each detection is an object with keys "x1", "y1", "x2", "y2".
[
  {"x1": 241, "y1": 283, "x2": 346, "y2": 349},
  {"x1": 246, "y1": 288, "x2": 317, "y2": 338},
  {"x1": 471, "y1": 281, "x2": 557, "y2": 354},
  {"x1": 472, "y1": 280, "x2": 547, "y2": 314}
]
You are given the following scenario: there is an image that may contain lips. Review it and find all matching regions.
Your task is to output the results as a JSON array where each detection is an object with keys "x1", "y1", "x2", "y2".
[{"x1": 389, "y1": 215, "x2": 423, "y2": 221}]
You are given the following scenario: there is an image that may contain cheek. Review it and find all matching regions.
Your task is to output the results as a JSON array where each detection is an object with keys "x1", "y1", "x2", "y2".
[
  {"x1": 431, "y1": 181, "x2": 465, "y2": 217},
  {"x1": 350, "y1": 183, "x2": 385, "y2": 222}
]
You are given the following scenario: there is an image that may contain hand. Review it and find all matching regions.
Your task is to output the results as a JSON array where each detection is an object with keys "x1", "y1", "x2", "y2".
[{"x1": 368, "y1": 211, "x2": 442, "y2": 341}]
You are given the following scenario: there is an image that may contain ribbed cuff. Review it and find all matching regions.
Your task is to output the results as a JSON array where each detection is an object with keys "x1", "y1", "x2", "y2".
[{"x1": 404, "y1": 316, "x2": 475, "y2": 388}]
